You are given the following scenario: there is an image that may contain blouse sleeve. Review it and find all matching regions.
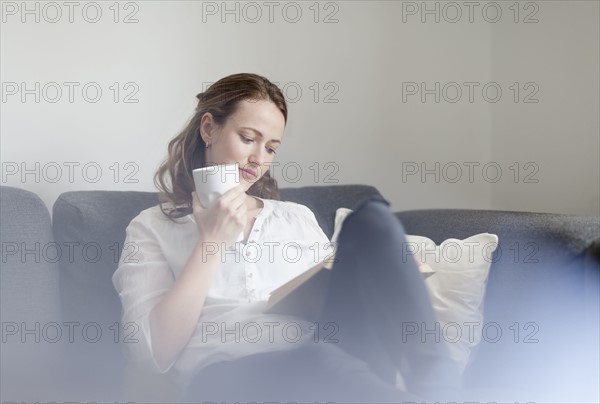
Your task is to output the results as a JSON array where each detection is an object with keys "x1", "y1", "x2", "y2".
[{"x1": 111, "y1": 210, "x2": 176, "y2": 374}]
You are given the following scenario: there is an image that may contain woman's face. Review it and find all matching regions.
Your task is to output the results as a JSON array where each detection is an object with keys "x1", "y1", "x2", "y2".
[{"x1": 201, "y1": 99, "x2": 285, "y2": 191}]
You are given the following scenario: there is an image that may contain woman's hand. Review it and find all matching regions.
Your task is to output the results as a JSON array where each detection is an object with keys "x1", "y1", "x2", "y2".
[
  {"x1": 191, "y1": 185, "x2": 247, "y2": 245},
  {"x1": 414, "y1": 256, "x2": 434, "y2": 274}
]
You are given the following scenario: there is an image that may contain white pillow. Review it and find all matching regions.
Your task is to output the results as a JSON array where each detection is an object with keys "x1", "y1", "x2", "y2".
[{"x1": 331, "y1": 207, "x2": 498, "y2": 375}]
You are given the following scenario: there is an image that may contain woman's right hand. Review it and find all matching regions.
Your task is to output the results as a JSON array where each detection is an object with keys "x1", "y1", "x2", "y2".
[{"x1": 191, "y1": 185, "x2": 248, "y2": 245}]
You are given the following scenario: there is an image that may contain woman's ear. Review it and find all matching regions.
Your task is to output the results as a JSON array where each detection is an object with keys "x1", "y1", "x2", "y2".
[{"x1": 199, "y1": 112, "x2": 216, "y2": 144}]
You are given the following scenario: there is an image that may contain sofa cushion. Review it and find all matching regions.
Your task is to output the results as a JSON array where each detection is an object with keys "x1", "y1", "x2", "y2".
[{"x1": 52, "y1": 190, "x2": 159, "y2": 326}]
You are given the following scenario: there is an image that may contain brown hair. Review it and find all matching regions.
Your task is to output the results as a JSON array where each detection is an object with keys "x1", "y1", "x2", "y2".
[{"x1": 153, "y1": 73, "x2": 287, "y2": 220}]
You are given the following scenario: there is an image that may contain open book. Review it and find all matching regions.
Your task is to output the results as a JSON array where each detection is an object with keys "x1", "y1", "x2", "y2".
[{"x1": 264, "y1": 252, "x2": 435, "y2": 320}]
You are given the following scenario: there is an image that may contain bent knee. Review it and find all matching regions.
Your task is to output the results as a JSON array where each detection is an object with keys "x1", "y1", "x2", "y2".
[{"x1": 337, "y1": 200, "x2": 408, "y2": 247}]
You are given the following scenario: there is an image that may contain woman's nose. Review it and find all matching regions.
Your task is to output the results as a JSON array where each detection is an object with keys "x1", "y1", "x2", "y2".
[{"x1": 248, "y1": 147, "x2": 265, "y2": 166}]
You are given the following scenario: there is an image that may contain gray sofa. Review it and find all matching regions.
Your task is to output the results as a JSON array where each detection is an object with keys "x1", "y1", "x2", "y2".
[{"x1": 1, "y1": 184, "x2": 599, "y2": 403}]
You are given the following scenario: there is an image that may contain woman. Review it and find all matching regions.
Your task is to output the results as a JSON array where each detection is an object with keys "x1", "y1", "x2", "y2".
[{"x1": 112, "y1": 73, "x2": 459, "y2": 403}]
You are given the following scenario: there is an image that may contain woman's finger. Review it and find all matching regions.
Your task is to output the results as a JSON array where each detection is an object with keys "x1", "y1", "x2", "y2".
[
  {"x1": 191, "y1": 191, "x2": 206, "y2": 212},
  {"x1": 219, "y1": 185, "x2": 247, "y2": 211}
]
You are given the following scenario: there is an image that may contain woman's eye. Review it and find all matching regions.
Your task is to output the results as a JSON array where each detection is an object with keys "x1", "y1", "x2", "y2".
[
  {"x1": 240, "y1": 135, "x2": 253, "y2": 143},
  {"x1": 267, "y1": 148, "x2": 277, "y2": 155}
]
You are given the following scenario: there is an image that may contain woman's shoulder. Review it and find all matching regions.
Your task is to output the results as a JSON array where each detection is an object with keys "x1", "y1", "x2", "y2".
[{"x1": 128, "y1": 203, "x2": 191, "y2": 228}]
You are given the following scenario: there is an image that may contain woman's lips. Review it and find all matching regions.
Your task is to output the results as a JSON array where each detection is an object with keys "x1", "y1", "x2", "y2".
[{"x1": 240, "y1": 168, "x2": 257, "y2": 179}]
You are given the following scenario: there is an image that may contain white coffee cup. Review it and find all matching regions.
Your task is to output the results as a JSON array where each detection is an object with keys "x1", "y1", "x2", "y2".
[{"x1": 192, "y1": 163, "x2": 240, "y2": 208}]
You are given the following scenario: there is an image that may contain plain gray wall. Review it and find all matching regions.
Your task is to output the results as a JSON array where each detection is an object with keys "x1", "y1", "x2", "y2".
[{"x1": 1, "y1": 1, "x2": 598, "y2": 216}]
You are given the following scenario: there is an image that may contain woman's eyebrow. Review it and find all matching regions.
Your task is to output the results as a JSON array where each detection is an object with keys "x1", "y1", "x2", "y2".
[{"x1": 240, "y1": 127, "x2": 281, "y2": 144}]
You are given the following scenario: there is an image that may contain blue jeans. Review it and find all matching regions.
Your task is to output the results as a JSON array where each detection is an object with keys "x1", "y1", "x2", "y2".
[{"x1": 185, "y1": 198, "x2": 460, "y2": 403}]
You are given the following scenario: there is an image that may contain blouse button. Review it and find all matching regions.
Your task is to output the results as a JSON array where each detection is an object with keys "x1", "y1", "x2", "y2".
[
  {"x1": 248, "y1": 273, "x2": 253, "y2": 278},
  {"x1": 253, "y1": 229, "x2": 259, "y2": 232}
]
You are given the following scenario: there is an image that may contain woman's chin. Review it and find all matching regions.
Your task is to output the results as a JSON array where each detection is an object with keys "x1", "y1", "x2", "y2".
[{"x1": 241, "y1": 179, "x2": 257, "y2": 190}]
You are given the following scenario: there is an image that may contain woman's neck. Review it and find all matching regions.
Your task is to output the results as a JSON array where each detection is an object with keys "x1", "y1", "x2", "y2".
[{"x1": 246, "y1": 195, "x2": 264, "y2": 211}]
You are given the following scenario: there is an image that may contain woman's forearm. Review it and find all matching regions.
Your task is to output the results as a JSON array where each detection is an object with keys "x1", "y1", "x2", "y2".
[{"x1": 148, "y1": 239, "x2": 224, "y2": 371}]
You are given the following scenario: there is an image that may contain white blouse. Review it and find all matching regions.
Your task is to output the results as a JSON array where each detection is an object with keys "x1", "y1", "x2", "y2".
[{"x1": 111, "y1": 197, "x2": 334, "y2": 386}]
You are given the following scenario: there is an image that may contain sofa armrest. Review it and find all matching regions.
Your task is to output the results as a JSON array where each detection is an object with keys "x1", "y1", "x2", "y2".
[{"x1": 0, "y1": 186, "x2": 64, "y2": 401}]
